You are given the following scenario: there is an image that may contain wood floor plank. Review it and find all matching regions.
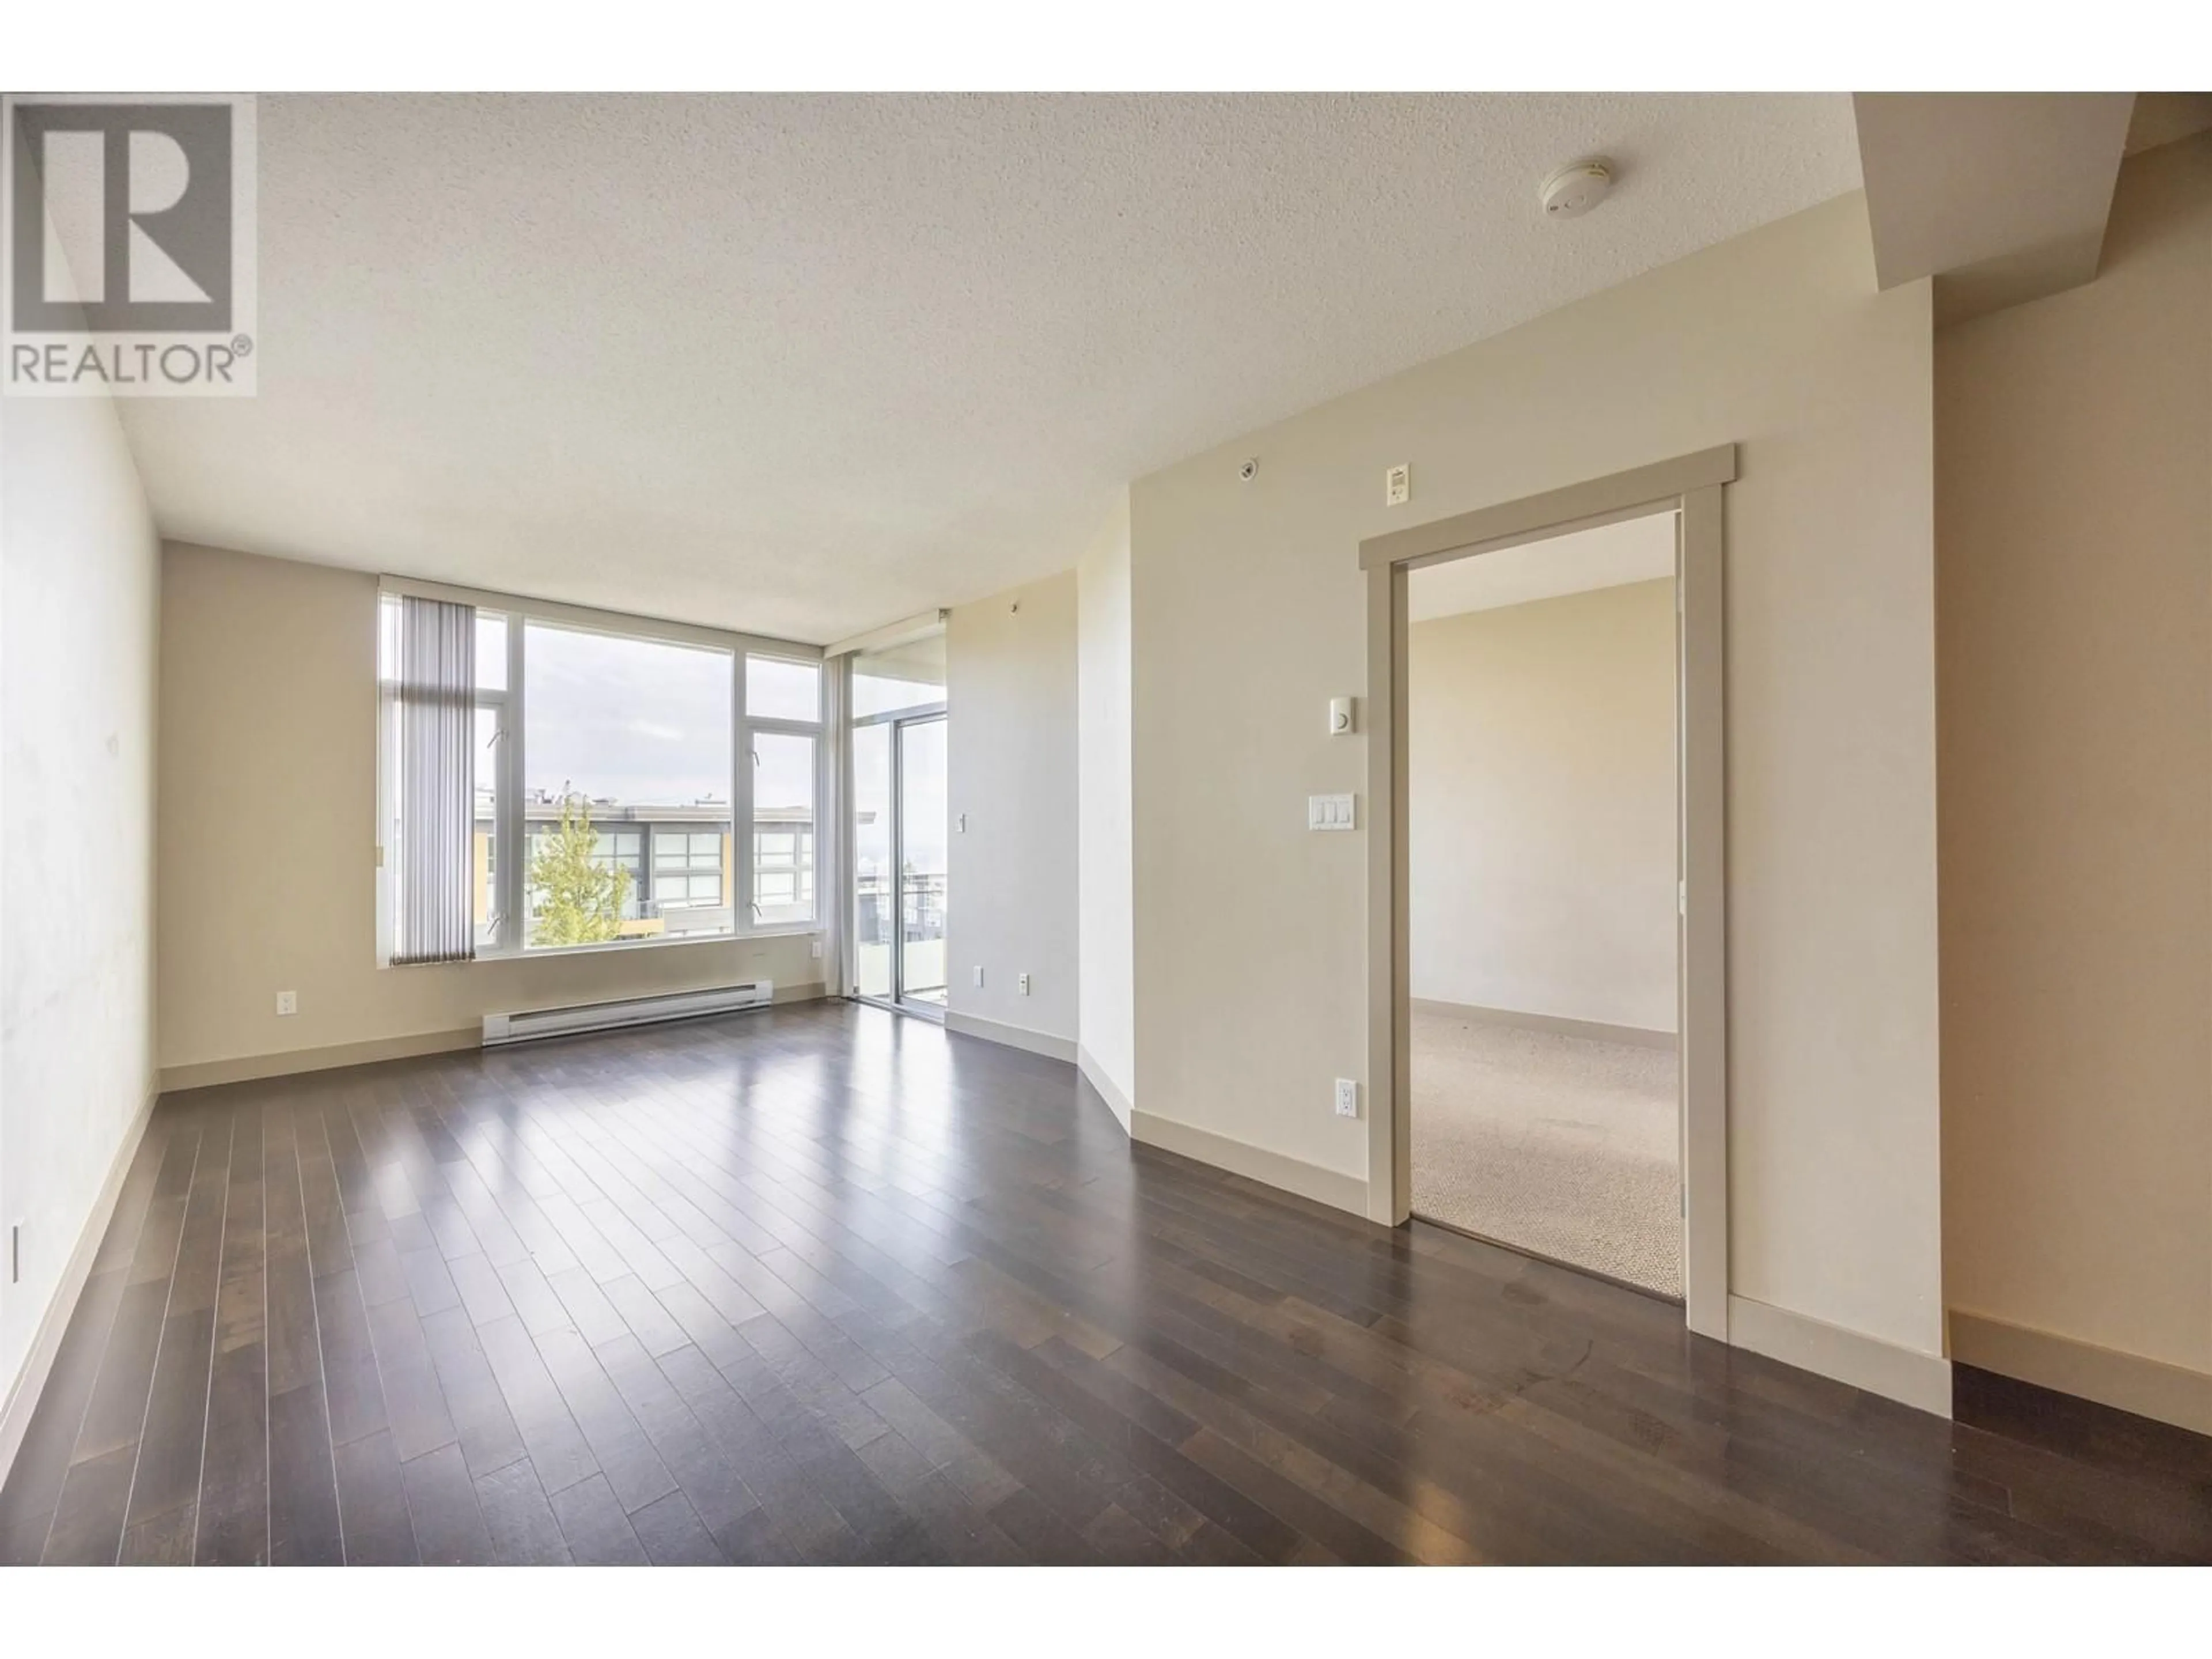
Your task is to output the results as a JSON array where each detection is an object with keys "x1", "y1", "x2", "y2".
[
  {"x1": 196, "y1": 1101, "x2": 268, "y2": 1565},
  {"x1": 628, "y1": 1489, "x2": 724, "y2": 1564},
  {"x1": 494, "y1": 1256, "x2": 575, "y2": 1338},
  {"x1": 546, "y1": 1267, "x2": 631, "y2": 1348},
  {"x1": 447, "y1": 1252, "x2": 520, "y2": 1328},
  {"x1": 72, "y1": 1172, "x2": 194, "y2": 1464},
  {"x1": 264, "y1": 1103, "x2": 342, "y2": 1565},
  {"x1": 474, "y1": 1456, "x2": 572, "y2": 1565},
  {"x1": 363, "y1": 1294, "x2": 460, "y2": 1464},
  {"x1": 531, "y1": 1326, "x2": 679, "y2": 1515},
  {"x1": 118, "y1": 1108, "x2": 232, "y2": 1555},
  {"x1": 400, "y1": 1442, "x2": 495, "y2": 1564},
  {"x1": 335, "y1": 1430, "x2": 419, "y2": 1565},
  {"x1": 266, "y1": 1381, "x2": 343, "y2": 1565},
  {"x1": 546, "y1": 1473, "x2": 648, "y2": 1565},
  {"x1": 596, "y1": 1334, "x2": 779, "y2": 1559},
  {"x1": 316, "y1": 1268, "x2": 390, "y2": 1450},
  {"x1": 473, "y1": 1316, "x2": 601, "y2": 1495},
  {"x1": 41, "y1": 1446, "x2": 138, "y2": 1565}
]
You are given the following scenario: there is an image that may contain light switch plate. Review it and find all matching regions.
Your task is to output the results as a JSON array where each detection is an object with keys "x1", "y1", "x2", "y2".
[{"x1": 1307, "y1": 793, "x2": 1356, "y2": 831}]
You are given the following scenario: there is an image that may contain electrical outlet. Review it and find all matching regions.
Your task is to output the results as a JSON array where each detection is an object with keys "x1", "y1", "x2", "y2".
[
  {"x1": 974, "y1": 965, "x2": 985, "y2": 988},
  {"x1": 1334, "y1": 1078, "x2": 1359, "y2": 1119},
  {"x1": 1017, "y1": 973, "x2": 1031, "y2": 996},
  {"x1": 276, "y1": 990, "x2": 298, "y2": 1017},
  {"x1": 809, "y1": 938, "x2": 823, "y2": 959}
]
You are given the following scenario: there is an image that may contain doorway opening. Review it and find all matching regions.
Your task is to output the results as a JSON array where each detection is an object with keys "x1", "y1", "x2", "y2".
[
  {"x1": 1360, "y1": 445, "x2": 1732, "y2": 1339},
  {"x1": 1404, "y1": 512, "x2": 1681, "y2": 1297},
  {"x1": 850, "y1": 630, "x2": 949, "y2": 1018}
]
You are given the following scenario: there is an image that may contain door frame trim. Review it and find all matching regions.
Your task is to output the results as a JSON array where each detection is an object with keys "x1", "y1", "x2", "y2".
[{"x1": 1360, "y1": 444, "x2": 1734, "y2": 1342}]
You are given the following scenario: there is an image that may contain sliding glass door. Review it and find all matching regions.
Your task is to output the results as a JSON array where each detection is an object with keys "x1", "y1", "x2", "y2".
[
  {"x1": 849, "y1": 632, "x2": 948, "y2": 1016},
  {"x1": 896, "y1": 716, "x2": 949, "y2": 1007},
  {"x1": 852, "y1": 721, "x2": 895, "y2": 1000}
]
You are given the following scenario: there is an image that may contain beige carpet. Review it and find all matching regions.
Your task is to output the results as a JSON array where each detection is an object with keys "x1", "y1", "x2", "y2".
[{"x1": 1411, "y1": 1005, "x2": 1681, "y2": 1298}]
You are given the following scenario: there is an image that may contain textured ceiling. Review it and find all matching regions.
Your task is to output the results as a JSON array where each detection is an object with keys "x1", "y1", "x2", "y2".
[
  {"x1": 1408, "y1": 513, "x2": 1676, "y2": 621},
  {"x1": 120, "y1": 94, "x2": 1862, "y2": 643}
]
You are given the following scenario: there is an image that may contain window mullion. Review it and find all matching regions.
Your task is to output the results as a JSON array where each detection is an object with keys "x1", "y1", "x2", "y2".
[{"x1": 734, "y1": 657, "x2": 755, "y2": 935}]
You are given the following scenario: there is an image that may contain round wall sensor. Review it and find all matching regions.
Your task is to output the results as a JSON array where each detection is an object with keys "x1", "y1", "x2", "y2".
[{"x1": 1539, "y1": 158, "x2": 1614, "y2": 219}]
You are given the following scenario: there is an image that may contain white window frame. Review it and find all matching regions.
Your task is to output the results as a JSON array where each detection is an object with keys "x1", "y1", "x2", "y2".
[
  {"x1": 741, "y1": 708, "x2": 824, "y2": 933},
  {"x1": 376, "y1": 574, "x2": 824, "y2": 965}
]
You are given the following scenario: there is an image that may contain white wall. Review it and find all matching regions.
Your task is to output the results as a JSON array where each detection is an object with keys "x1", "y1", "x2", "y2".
[
  {"x1": 1937, "y1": 134, "x2": 2212, "y2": 1415},
  {"x1": 1128, "y1": 193, "x2": 1945, "y2": 1365},
  {"x1": 1409, "y1": 579, "x2": 1677, "y2": 1034},
  {"x1": 946, "y1": 570, "x2": 1078, "y2": 1050},
  {"x1": 1077, "y1": 492, "x2": 1135, "y2": 1121},
  {"x1": 0, "y1": 387, "x2": 161, "y2": 1420}
]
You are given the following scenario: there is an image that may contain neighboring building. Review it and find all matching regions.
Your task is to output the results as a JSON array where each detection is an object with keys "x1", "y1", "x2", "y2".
[{"x1": 472, "y1": 789, "x2": 814, "y2": 944}]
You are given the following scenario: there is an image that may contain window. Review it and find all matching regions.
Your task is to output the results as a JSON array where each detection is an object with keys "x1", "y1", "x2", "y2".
[
  {"x1": 750, "y1": 732, "x2": 817, "y2": 925},
  {"x1": 379, "y1": 589, "x2": 823, "y2": 960},
  {"x1": 472, "y1": 702, "x2": 501, "y2": 949},
  {"x1": 745, "y1": 655, "x2": 820, "y2": 722},
  {"x1": 851, "y1": 632, "x2": 945, "y2": 719},
  {"x1": 523, "y1": 622, "x2": 730, "y2": 948},
  {"x1": 742, "y1": 656, "x2": 821, "y2": 929}
]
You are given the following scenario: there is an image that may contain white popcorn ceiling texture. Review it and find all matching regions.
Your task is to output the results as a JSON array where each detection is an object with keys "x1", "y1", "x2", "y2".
[{"x1": 120, "y1": 93, "x2": 1861, "y2": 643}]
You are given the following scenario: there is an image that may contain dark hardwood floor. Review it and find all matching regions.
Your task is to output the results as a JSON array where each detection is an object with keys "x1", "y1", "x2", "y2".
[{"x1": 3, "y1": 999, "x2": 2206, "y2": 1566}]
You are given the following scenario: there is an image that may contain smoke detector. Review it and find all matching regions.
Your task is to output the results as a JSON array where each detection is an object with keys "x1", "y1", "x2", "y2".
[{"x1": 1539, "y1": 158, "x2": 1615, "y2": 220}]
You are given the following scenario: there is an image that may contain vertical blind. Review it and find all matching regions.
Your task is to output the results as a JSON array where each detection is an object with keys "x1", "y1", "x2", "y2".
[{"x1": 392, "y1": 595, "x2": 476, "y2": 965}]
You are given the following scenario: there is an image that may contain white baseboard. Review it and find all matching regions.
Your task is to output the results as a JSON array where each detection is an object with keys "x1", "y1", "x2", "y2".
[
  {"x1": 1729, "y1": 1294, "x2": 1953, "y2": 1418},
  {"x1": 944, "y1": 1010, "x2": 1078, "y2": 1065},
  {"x1": 160, "y1": 1026, "x2": 479, "y2": 1092},
  {"x1": 1076, "y1": 1044, "x2": 1134, "y2": 1133},
  {"x1": 0, "y1": 1085, "x2": 159, "y2": 1491},
  {"x1": 1411, "y1": 998, "x2": 1677, "y2": 1051},
  {"x1": 1130, "y1": 1109, "x2": 1368, "y2": 1217},
  {"x1": 159, "y1": 982, "x2": 829, "y2": 1093},
  {"x1": 1949, "y1": 1308, "x2": 2212, "y2": 1437}
]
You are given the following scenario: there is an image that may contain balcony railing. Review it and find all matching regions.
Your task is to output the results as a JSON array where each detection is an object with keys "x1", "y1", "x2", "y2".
[{"x1": 855, "y1": 871, "x2": 946, "y2": 946}]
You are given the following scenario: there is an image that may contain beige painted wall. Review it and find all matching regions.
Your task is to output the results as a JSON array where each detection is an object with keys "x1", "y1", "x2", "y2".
[
  {"x1": 1128, "y1": 192, "x2": 1945, "y2": 1359},
  {"x1": 946, "y1": 569, "x2": 1078, "y2": 1047},
  {"x1": 157, "y1": 542, "x2": 819, "y2": 1074},
  {"x1": 1077, "y1": 493, "x2": 1135, "y2": 1116},
  {"x1": 1938, "y1": 135, "x2": 2212, "y2": 1383},
  {"x1": 1409, "y1": 579, "x2": 1677, "y2": 1034},
  {"x1": 1, "y1": 378, "x2": 160, "y2": 1403}
]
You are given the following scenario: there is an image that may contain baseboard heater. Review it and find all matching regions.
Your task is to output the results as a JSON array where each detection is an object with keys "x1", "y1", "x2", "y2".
[{"x1": 481, "y1": 980, "x2": 774, "y2": 1048}]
